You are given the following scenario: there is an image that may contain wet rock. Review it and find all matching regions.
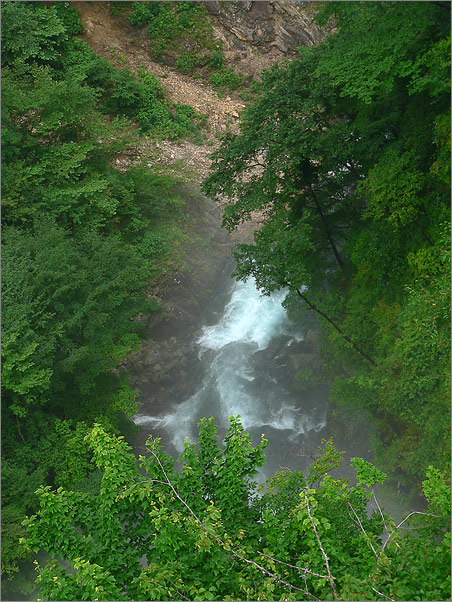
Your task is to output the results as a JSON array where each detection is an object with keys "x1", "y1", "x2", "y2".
[
  {"x1": 304, "y1": 328, "x2": 320, "y2": 351},
  {"x1": 288, "y1": 352, "x2": 321, "y2": 374}
]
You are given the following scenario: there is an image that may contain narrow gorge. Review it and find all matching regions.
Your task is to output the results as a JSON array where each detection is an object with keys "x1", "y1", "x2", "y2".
[{"x1": 2, "y1": 2, "x2": 449, "y2": 601}]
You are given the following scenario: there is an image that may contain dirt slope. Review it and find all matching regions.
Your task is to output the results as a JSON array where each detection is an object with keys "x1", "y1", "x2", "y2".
[{"x1": 72, "y1": 1, "x2": 252, "y2": 181}]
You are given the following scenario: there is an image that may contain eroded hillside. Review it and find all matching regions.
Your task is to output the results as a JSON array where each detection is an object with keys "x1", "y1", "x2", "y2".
[{"x1": 72, "y1": 1, "x2": 326, "y2": 181}]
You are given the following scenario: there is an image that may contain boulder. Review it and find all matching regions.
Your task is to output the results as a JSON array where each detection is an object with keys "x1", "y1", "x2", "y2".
[{"x1": 304, "y1": 328, "x2": 320, "y2": 351}]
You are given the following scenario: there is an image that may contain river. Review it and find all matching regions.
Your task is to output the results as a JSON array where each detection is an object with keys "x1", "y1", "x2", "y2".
[{"x1": 133, "y1": 273, "x2": 331, "y2": 481}]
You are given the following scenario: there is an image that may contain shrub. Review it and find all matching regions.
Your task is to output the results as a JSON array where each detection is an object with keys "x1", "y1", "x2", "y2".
[
  {"x1": 51, "y1": 2, "x2": 82, "y2": 36},
  {"x1": 209, "y1": 44, "x2": 224, "y2": 69},
  {"x1": 137, "y1": 231, "x2": 169, "y2": 258},
  {"x1": 109, "y1": 2, "x2": 130, "y2": 17},
  {"x1": 129, "y1": 1, "x2": 162, "y2": 27},
  {"x1": 209, "y1": 67, "x2": 244, "y2": 91}
]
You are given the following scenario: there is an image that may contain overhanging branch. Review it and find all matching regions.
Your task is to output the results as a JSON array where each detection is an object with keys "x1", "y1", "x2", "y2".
[{"x1": 296, "y1": 289, "x2": 376, "y2": 366}]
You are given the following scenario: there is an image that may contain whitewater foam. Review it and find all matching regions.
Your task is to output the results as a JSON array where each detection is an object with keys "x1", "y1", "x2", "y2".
[
  {"x1": 133, "y1": 276, "x2": 326, "y2": 456},
  {"x1": 197, "y1": 278, "x2": 295, "y2": 351}
]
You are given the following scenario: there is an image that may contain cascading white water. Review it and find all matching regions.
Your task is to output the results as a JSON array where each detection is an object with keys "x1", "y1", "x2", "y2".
[
  {"x1": 133, "y1": 277, "x2": 327, "y2": 476},
  {"x1": 197, "y1": 279, "x2": 302, "y2": 351},
  {"x1": 132, "y1": 277, "x2": 422, "y2": 518}
]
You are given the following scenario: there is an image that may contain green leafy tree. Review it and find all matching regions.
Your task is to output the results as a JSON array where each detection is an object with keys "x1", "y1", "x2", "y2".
[
  {"x1": 2, "y1": 221, "x2": 149, "y2": 423},
  {"x1": 1, "y1": 3, "x2": 205, "y2": 234},
  {"x1": 202, "y1": 0, "x2": 450, "y2": 480},
  {"x1": 1, "y1": 1, "x2": 70, "y2": 67},
  {"x1": 22, "y1": 419, "x2": 451, "y2": 601},
  {"x1": 1, "y1": 218, "x2": 151, "y2": 574}
]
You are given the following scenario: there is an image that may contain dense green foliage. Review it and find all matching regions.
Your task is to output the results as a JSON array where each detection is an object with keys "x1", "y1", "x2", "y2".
[
  {"x1": 2, "y1": 222, "x2": 149, "y2": 419},
  {"x1": 122, "y1": 1, "x2": 215, "y2": 68},
  {"x1": 1, "y1": 4, "x2": 205, "y2": 148},
  {"x1": 22, "y1": 419, "x2": 451, "y2": 601},
  {"x1": 210, "y1": 67, "x2": 245, "y2": 92},
  {"x1": 203, "y1": 1, "x2": 451, "y2": 483},
  {"x1": 3, "y1": 2, "x2": 451, "y2": 600},
  {"x1": 0, "y1": 0, "x2": 202, "y2": 585}
]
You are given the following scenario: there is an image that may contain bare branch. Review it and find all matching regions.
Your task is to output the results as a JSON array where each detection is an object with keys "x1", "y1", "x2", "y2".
[
  {"x1": 372, "y1": 493, "x2": 389, "y2": 531},
  {"x1": 168, "y1": 579, "x2": 190, "y2": 601},
  {"x1": 296, "y1": 289, "x2": 376, "y2": 366},
  {"x1": 346, "y1": 501, "x2": 378, "y2": 558},
  {"x1": 371, "y1": 586, "x2": 395, "y2": 601},
  {"x1": 303, "y1": 492, "x2": 338, "y2": 601},
  {"x1": 381, "y1": 511, "x2": 439, "y2": 552},
  {"x1": 256, "y1": 551, "x2": 330, "y2": 580}
]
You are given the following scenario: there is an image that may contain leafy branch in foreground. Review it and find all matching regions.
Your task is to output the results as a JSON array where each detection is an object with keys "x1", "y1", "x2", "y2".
[{"x1": 21, "y1": 418, "x2": 450, "y2": 601}]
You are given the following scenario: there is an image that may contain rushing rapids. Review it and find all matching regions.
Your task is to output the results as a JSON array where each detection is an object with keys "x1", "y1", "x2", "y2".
[{"x1": 133, "y1": 276, "x2": 328, "y2": 480}]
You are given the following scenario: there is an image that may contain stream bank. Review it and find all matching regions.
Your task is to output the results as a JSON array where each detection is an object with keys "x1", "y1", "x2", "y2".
[{"x1": 121, "y1": 185, "x2": 233, "y2": 414}]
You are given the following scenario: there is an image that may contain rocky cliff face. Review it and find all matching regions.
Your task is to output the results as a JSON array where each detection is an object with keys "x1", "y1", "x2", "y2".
[
  {"x1": 200, "y1": 1, "x2": 328, "y2": 54},
  {"x1": 120, "y1": 188, "x2": 233, "y2": 405}
]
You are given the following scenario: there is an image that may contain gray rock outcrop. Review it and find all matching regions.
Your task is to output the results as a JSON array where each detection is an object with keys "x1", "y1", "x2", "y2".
[{"x1": 199, "y1": 1, "x2": 329, "y2": 54}]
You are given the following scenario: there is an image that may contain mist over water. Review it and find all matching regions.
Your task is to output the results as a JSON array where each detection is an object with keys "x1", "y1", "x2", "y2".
[
  {"x1": 132, "y1": 273, "x2": 422, "y2": 518},
  {"x1": 133, "y1": 276, "x2": 328, "y2": 479}
]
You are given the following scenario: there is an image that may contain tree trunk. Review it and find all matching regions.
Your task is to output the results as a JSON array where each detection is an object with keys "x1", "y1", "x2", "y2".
[
  {"x1": 15, "y1": 413, "x2": 25, "y2": 443},
  {"x1": 309, "y1": 186, "x2": 344, "y2": 269}
]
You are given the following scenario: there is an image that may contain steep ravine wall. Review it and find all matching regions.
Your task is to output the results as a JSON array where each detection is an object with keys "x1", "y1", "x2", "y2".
[
  {"x1": 198, "y1": 1, "x2": 331, "y2": 75},
  {"x1": 120, "y1": 189, "x2": 233, "y2": 407},
  {"x1": 72, "y1": 1, "x2": 330, "y2": 411}
]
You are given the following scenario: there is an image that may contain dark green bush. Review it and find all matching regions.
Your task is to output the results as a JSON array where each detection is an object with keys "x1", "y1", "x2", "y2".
[
  {"x1": 176, "y1": 50, "x2": 210, "y2": 74},
  {"x1": 176, "y1": 1, "x2": 201, "y2": 28},
  {"x1": 117, "y1": 1, "x2": 225, "y2": 82},
  {"x1": 51, "y1": 2, "x2": 82, "y2": 36},
  {"x1": 137, "y1": 231, "x2": 169, "y2": 258},
  {"x1": 209, "y1": 44, "x2": 224, "y2": 69},
  {"x1": 57, "y1": 38, "x2": 203, "y2": 139},
  {"x1": 109, "y1": 2, "x2": 129, "y2": 17},
  {"x1": 209, "y1": 67, "x2": 244, "y2": 90},
  {"x1": 1, "y1": 1, "x2": 69, "y2": 67},
  {"x1": 104, "y1": 68, "x2": 145, "y2": 115},
  {"x1": 146, "y1": 1, "x2": 206, "y2": 56},
  {"x1": 104, "y1": 68, "x2": 164, "y2": 119},
  {"x1": 129, "y1": 1, "x2": 162, "y2": 27},
  {"x1": 105, "y1": 166, "x2": 185, "y2": 240}
]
